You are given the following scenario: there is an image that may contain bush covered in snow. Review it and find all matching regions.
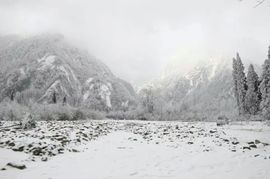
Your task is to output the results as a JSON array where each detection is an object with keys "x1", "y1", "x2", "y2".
[
  {"x1": 31, "y1": 104, "x2": 105, "y2": 121},
  {"x1": 0, "y1": 102, "x2": 105, "y2": 121},
  {"x1": 0, "y1": 102, "x2": 29, "y2": 121},
  {"x1": 106, "y1": 108, "x2": 165, "y2": 121},
  {"x1": 21, "y1": 112, "x2": 37, "y2": 129},
  {"x1": 31, "y1": 104, "x2": 74, "y2": 121},
  {"x1": 106, "y1": 109, "x2": 140, "y2": 120}
]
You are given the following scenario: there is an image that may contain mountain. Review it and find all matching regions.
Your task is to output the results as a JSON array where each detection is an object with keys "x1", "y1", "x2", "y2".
[
  {"x1": 0, "y1": 34, "x2": 137, "y2": 111},
  {"x1": 139, "y1": 58, "x2": 237, "y2": 120}
]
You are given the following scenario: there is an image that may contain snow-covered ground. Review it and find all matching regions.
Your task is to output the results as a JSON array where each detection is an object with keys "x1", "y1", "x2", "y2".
[{"x1": 0, "y1": 120, "x2": 270, "y2": 179}]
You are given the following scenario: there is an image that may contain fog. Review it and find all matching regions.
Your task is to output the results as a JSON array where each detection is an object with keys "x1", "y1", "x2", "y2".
[{"x1": 0, "y1": 0, "x2": 270, "y2": 86}]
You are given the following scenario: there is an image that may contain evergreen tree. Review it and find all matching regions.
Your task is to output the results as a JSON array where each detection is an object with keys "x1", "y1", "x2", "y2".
[
  {"x1": 236, "y1": 53, "x2": 247, "y2": 115},
  {"x1": 232, "y1": 58, "x2": 240, "y2": 114},
  {"x1": 245, "y1": 64, "x2": 260, "y2": 115},
  {"x1": 259, "y1": 58, "x2": 270, "y2": 115}
]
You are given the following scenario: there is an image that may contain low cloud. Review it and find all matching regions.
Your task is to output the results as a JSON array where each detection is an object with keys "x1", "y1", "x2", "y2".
[{"x1": 0, "y1": 0, "x2": 269, "y2": 86}]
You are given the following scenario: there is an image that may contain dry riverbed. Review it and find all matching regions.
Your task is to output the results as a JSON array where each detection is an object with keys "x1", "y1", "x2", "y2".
[{"x1": 0, "y1": 120, "x2": 270, "y2": 179}]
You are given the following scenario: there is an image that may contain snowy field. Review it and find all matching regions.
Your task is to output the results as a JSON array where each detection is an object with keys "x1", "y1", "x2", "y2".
[{"x1": 0, "y1": 120, "x2": 270, "y2": 179}]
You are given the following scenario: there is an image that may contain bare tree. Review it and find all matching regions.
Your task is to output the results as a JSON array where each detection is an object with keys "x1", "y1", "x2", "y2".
[{"x1": 239, "y1": 0, "x2": 269, "y2": 8}]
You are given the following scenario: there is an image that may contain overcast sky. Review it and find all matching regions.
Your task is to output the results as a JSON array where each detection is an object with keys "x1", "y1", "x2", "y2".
[{"x1": 0, "y1": 0, "x2": 270, "y2": 86}]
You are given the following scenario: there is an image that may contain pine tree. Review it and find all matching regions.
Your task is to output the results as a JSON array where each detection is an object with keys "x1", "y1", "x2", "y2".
[
  {"x1": 260, "y1": 56, "x2": 270, "y2": 117},
  {"x1": 260, "y1": 59, "x2": 270, "y2": 110},
  {"x1": 236, "y1": 53, "x2": 247, "y2": 115},
  {"x1": 245, "y1": 64, "x2": 260, "y2": 115},
  {"x1": 232, "y1": 58, "x2": 240, "y2": 114}
]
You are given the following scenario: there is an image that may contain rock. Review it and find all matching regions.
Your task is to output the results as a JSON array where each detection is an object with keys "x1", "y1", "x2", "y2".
[
  {"x1": 232, "y1": 141, "x2": 239, "y2": 145},
  {"x1": 1, "y1": 168, "x2": 6, "y2": 171},
  {"x1": 249, "y1": 144, "x2": 257, "y2": 148},
  {"x1": 6, "y1": 162, "x2": 26, "y2": 170},
  {"x1": 209, "y1": 130, "x2": 217, "y2": 134},
  {"x1": 223, "y1": 139, "x2": 229, "y2": 143},
  {"x1": 12, "y1": 146, "x2": 24, "y2": 152},
  {"x1": 255, "y1": 140, "x2": 261, "y2": 144},
  {"x1": 48, "y1": 151, "x2": 56, "y2": 157},
  {"x1": 254, "y1": 154, "x2": 260, "y2": 157},
  {"x1": 243, "y1": 146, "x2": 251, "y2": 150},
  {"x1": 32, "y1": 148, "x2": 43, "y2": 156},
  {"x1": 144, "y1": 132, "x2": 150, "y2": 136},
  {"x1": 41, "y1": 157, "x2": 48, "y2": 162},
  {"x1": 8, "y1": 142, "x2": 15, "y2": 147},
  {"x1": 187, "y1": 142, "x2": 194, "y2": 145},
  {"x1": 72, "y1": 149, "x2": 79, "y2": 152},
  {"x1": 58, "y1": 148, "x2": 64, "y2": 154},
  {"x1": 248, "y1": 141, "x2": 255, "y2": 145}
]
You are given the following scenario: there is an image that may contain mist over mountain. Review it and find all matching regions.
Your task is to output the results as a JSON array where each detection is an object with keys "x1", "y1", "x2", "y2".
[
  {"x1": 138, "y1": 58, "x2": 241, "y2": 120},
  {"x1": 0, "y1": 34, "x2": 137, "y2": 111},
  {"x1": 0, "y1": 33, "x2": 265, "y2": 119}
]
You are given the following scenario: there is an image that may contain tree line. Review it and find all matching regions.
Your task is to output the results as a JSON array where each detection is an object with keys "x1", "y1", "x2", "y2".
[{"x1": 232, "y1": 46, "x2": 270, "y2": 119}]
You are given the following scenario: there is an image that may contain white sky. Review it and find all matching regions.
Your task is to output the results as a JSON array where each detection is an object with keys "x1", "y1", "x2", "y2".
[{"x1": 0, "y1": 0, "x2": 270, "y2": 86}]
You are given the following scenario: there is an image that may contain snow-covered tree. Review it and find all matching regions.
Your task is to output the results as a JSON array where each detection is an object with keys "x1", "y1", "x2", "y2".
[
  {"x1": 233, "y1": 53, "x2": 247, "y2": 115},
  {"x1": 260, "y1": 57, "x2": 270, "y2": 118},
  {"x1": 232, "y1": 58, "x2": 240, "y2": 113},
  {"x1": 139, "y1": 87, "x2": 154, "y2": 114},
  {"x1": 245, "y1": 64, "x2": 260, "y2": 115}
]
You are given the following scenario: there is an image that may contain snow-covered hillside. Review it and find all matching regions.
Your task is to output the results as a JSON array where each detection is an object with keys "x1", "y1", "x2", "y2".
[
  {"x1": 139, "y1": 58, "x2": 236, "y2": 119},
  {"x1": 0, "y1": 34, "x2": 137, "y2": 111}
]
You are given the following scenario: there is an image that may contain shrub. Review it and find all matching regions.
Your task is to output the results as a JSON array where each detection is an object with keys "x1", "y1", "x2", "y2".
[
  {"x1": 21, "y1": 113, "x2": 37, "y2": 129},
  {"x1": 83, "y1": 109, "x2": 105, "y2": 120},
  {"x1": 30, "y1": 104, "x2": 105, "y2": 121},
  {"x1": 72, "y1": 109, "x2": 86, "y2": 120},
  {"x1": 58, "y1": 112, "x2": 72, "y2": 121},
  {"x1": 0, "y1": 102, "x2": 106, "y2": 121},
  {"x1": 0, "y1": 102, "x2": 29, "y2": 121}
]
